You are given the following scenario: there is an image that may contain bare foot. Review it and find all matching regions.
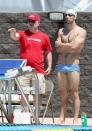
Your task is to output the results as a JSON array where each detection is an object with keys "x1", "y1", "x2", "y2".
[
  {"x1": 59, "y1": 117, "x2": 65, "y2": 124},
  {"x1": 73, "y1": 118, "x2": 79, "y2": 125}
]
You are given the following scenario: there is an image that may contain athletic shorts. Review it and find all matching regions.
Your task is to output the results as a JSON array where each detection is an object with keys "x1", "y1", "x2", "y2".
[
  {"x1": 18, "y1": 73, "x2": 45, "y2": 94},
  {"x1": 56, "y1": 64, "x2": 80, "y2": 72}
]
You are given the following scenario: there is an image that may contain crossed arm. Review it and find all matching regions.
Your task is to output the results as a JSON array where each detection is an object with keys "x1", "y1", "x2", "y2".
[{"x1": 55, "y1": 28, "x2": 87, "y2": 53}]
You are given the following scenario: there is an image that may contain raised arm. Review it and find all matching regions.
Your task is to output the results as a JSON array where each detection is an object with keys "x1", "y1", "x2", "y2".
[
  {"x1": 8, "y1": 28, "x2": 20, "y2": 41},
  {"x1": 55, "y1": 29, "x2": 63, "y2": 53},
  {"x1": 55, "y1": 29, "x2": 62, "y2": 46}
]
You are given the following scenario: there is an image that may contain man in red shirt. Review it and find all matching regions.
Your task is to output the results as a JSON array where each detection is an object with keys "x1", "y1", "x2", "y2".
[{"x1": 8, "y1": 13, "x2": 52, "y2": 112}]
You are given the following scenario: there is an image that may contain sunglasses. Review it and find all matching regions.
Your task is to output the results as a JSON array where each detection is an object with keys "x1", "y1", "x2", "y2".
[
  {"x1": 28, "y1": 20, "x2": 35, "y2": 23},
  {"x1": 65, "y1": 14, "x2": 75, "y2": 17}
]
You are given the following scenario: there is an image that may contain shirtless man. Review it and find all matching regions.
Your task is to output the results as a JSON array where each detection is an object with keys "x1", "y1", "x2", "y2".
[{"x1": 55, "y1": 9, "x2": 87, "y2": 124}]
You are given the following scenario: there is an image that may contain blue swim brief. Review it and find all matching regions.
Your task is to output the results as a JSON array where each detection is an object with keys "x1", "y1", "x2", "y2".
[{"x1": 56, "y1": 64, "x2": 80, "y2": 72}]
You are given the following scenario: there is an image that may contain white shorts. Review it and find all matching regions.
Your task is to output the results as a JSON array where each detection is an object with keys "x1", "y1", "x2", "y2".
[{"x1": 18, "y1": 73, "x2": 46, "y2": 94}]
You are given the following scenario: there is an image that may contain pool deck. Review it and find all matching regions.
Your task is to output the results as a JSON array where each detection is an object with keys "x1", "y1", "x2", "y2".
[
  {"x1": 39, "y1": 117, "x2": 92, "y2": 126},
  {"x1": 0, "y1": 117, "x2": 92, "y2": 126}
]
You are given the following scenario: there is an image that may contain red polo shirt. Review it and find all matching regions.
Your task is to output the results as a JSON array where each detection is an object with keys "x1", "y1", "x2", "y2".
[{"x1": 18, "y1": 30, "x2": 52, "y2": 74}]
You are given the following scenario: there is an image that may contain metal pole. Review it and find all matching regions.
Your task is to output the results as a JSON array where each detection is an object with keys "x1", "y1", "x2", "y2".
[
  {"x1": 8, "y1": 80, "x2": 13, "y2": 120},
  {"x1": 0, "y1": 97, "x2": 10, "y2": 122},
  {"x1": 34, "y1": 73, "x2": 39, "y2": 123}
]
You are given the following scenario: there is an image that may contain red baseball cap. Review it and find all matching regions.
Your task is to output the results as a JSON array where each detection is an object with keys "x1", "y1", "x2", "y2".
[{"x1": 27, "y1": 13, "x2": 40, "y2": 21}]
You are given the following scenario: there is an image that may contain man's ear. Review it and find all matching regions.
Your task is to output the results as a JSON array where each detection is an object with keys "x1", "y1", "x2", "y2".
[
  {"x1": 36, "y1": 21, "x2": 40, "y2": 26},
  {"x1": 75, "y1": 15, "x2": 77, "y2": 20}
]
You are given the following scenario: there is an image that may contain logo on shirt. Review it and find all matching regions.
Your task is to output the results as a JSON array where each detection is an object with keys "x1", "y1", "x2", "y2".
[{"x1": 27, "y1": 38, "x2": 41, "y2": 42}]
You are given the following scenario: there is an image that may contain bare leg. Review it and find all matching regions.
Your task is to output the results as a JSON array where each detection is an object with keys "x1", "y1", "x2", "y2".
[
  {"x1": 73, "y1": 92, "x2": 80, "y2": 125},
  {"x1": 59, "y1": 89, "x2": 67, "y2": 124},
  {"x1": 18, "y1": 74, "x2": 32, "y2": 112},
  {"x1": 33, "y1": 94, "x2": 42, "y2": 107},
  {"x1": 33, "y1": 94, "x2": 42, "y2": 114},
  {"x1": 57, "y1": 72, "x2": 68, "y2": 124},
  {"x1": 68, "y1": 71, "x2": 80, "y2": 125}
]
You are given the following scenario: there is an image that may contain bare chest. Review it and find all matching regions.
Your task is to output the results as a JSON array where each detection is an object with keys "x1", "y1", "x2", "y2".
[{"x1": 61, "y1": 29, "x2": 78, "y2": 43}]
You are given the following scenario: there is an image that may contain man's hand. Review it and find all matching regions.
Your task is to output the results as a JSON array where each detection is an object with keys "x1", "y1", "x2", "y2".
[
  {"x1": 8, "y1": 28, "x2": 16, "y2": 33},
  {"x1": 55, "y1": 40, "x2": 62, "y2": 48},
  {"x1": 8, "y1": 28, "x2": 20, "y2": 41},
  {"x1": 45, "y1": 67, "x2": 51, "y2": 75}
]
